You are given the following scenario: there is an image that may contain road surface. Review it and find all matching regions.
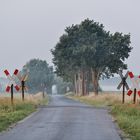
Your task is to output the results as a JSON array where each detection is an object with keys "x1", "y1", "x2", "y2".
[{"x1": 0, "y1": 95, "x2": 121, "y2": 140}]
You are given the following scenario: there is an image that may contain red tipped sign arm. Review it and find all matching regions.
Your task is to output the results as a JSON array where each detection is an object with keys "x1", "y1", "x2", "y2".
[
  {"x1": 6, "y1": 86, "x2": 11, "y2": 92},
  {"x1": 14, "y1": 69, "x2": 19, "y2": 75},
  {"x1": 15, "y1": 85, "x2": 20, "y2": 91},
  {"x1": 4, "y1": 70, "x2": 10, "y2": 76},
  {"x1": 127, "y1": 90, "x2": 133, "y2": 96},
  {"x1": 128, "y1": 72, "x2": 134, "y2": 78},
  {"x1": 138, "y1": 91, "x2": 140, "y2": 97}
]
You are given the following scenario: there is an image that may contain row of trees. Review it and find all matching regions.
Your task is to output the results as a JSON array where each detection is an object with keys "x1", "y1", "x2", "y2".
[{"x1": 52, "y1": 19, "x2": 132, "y2": 95}]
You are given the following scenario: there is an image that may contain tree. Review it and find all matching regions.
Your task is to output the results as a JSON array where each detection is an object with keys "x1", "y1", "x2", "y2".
[
  {"x1": 22, "y1": 59, "x2": 54, "y2": 93},
  {"x1": 52, "y1": 19, "x2": 132, "y2": 95}
]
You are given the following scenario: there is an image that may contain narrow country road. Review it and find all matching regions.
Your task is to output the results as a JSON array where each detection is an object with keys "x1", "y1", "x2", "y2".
[{"x1": 0, "y1": 95, "x2": 121, "y2": 140}]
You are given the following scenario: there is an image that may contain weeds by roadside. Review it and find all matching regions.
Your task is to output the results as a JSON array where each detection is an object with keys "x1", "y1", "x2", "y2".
[{"x1": 0, "y1": 93, "x2": 48, "y2": 132}]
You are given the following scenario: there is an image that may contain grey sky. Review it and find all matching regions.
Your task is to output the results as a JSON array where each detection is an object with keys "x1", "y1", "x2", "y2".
[{"x1": 0, "y1": 0, "x2": 140, "y2": 76}]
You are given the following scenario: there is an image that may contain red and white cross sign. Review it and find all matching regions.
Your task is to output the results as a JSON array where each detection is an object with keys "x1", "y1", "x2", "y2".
[
  {"x1": 4, "y1": 69, "x2": 20, "y2": 92},
  {"x1": 127, "y1": 72, "x2": 140, "y2": 97}
]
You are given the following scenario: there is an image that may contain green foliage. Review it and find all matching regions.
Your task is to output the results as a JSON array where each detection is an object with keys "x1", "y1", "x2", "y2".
[
  {"x1": 52, "y1": 18, "x2": 132, "y2": 94},
  {"x1": 52, "y1": 19, "x2": 132, "y2": 77},
  {"x1": 22, "y1": 59, "x2": 54, "y2": 93}
]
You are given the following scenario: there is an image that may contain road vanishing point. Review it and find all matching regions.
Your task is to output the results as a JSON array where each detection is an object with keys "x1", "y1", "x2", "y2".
[{"x1": 0, "y1": 95, "x2": 121, "y2": 140}]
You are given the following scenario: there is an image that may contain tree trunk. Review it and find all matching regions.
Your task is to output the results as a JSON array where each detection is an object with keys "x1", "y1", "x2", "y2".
[
  {"x1": 82, "y1": 71, "x2": 85, "y2": 96},
  {"x1": 74, "y1": 74, "x2": 78, "y2": 95},
  {"x1": 92, "y1": 69, "x2": 99, "y2": 95},
  {"x1": 86, "y1": 71, "x2": 90, "y2": 95},
  {"x1": 77, "y1": 72, "x2": 82, "y2": 96},
  {"x1": 81, "y1": 70, "x2": 87, "y2": 96}
]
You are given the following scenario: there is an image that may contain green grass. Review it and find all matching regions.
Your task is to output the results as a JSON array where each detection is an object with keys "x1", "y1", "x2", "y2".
[
  {"x1": 68, "y1": 94, "x2": 140, "y2": 140},
  {"x1": 0, "y1": 102, "x2": 36, "y2": 132},
  {"x1": 112, "y1": 104, "x2": 140, "y2": 140},
  {"x1": 0, "y1": 94, "x2": 49, "y2": 132}
]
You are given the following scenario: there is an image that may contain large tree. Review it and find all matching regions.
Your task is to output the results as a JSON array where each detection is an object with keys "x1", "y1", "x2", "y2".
[{"x1": 52, "y1": 19, "x2": 132, "y2": 95}]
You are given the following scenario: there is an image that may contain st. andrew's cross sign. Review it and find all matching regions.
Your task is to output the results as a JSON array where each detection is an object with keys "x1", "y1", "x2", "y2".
[
  {"x1": 4, "y1": 69, "x2": 20, "y2": 105},
  {"x1": 117, "y1": 71, "x2": 129, "y2": 103}
]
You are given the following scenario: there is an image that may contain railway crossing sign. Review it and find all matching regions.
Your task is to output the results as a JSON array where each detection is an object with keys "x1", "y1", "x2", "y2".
[
  {"x1": 16, "y1": 71, "x2": 28, "y2": 101},
  {"x1": 4, "y1": 69, "x2": 20, "y2": 105},
  {"x1": 127, "y1": 72, "x2": 140, "y2": 104},
  {"x1": 117, "y1": 71, "x2": 129, "y2": 103},
  {"x1": 4, "y1": 69, "x2": 20, "y2": 92}
]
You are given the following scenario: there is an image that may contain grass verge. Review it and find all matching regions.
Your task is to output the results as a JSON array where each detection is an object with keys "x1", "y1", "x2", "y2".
[
  {"x1": 0, "y1": 93, "x2": 48, "y2": 132},
  {"x1": 68, "y1": 93, "x2": 140, "y2": 140}
]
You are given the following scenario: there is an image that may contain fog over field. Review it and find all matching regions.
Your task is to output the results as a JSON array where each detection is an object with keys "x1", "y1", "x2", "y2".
[{"x1": 0, "y1": 0, "x2": 140, "y2": 77}]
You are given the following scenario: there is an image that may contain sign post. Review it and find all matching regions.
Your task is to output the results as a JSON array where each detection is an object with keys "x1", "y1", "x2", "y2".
[
  {"x1": 4, "y1": 69, "x2": 20, "y2": 105},
  {"x1": 117, "y1": 71, "x2": 129, "y2": 104},
  {"x1": 133, "y1": 88, "x2": 137, "y2": 104},
  {"x1": 122, "y1": 77, "x2": 125, "y2": 104},
  {"x1": 16, "y1": 73, "x2": 28, "y2": 101},
  {"x1": 11, "y1": 84, "x2": 14, "y2": 105},
  {"x1": 21, "y1": 81, "x2": 25, "y2": 101}
]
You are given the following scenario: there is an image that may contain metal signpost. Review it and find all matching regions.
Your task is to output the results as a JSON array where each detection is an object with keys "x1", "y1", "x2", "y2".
[
  {"x1": 117, "y1": 71, "x2": 129, "y2": 104},
  {"x1": 16, "y1": 72, "x2": 28, "y2": 101},
  {"x1": 4, "y1": 69, "x2": 20, "y2": 105}
]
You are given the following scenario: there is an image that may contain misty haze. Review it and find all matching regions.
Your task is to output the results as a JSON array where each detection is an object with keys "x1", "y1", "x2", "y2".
[{"x1": 0, "y1": 1, "x2": 140, "y2": 140}]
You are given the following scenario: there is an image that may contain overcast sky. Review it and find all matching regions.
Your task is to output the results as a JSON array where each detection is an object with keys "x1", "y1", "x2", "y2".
[{"x1": 0, "y1": 0, "x2": 140, "y2": 76}]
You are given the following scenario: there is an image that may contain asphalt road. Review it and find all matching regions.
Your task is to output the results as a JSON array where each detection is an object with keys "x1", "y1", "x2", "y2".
[{"x1": 0, "y1": 95, "x2": 121, "y2": 140}]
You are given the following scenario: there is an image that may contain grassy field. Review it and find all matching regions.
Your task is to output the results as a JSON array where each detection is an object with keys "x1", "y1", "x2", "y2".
[
  {"x1": 68, "y1": 92, "x2": 140, "y2": 140},
  {"x1": 0, "y1": 92, "x2": 48, "y2": 132}
]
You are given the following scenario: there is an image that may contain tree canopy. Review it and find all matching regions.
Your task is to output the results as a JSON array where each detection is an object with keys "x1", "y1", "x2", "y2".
[{"x1": 52, "y1": 19, "x2": 132, "y2": 95}]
